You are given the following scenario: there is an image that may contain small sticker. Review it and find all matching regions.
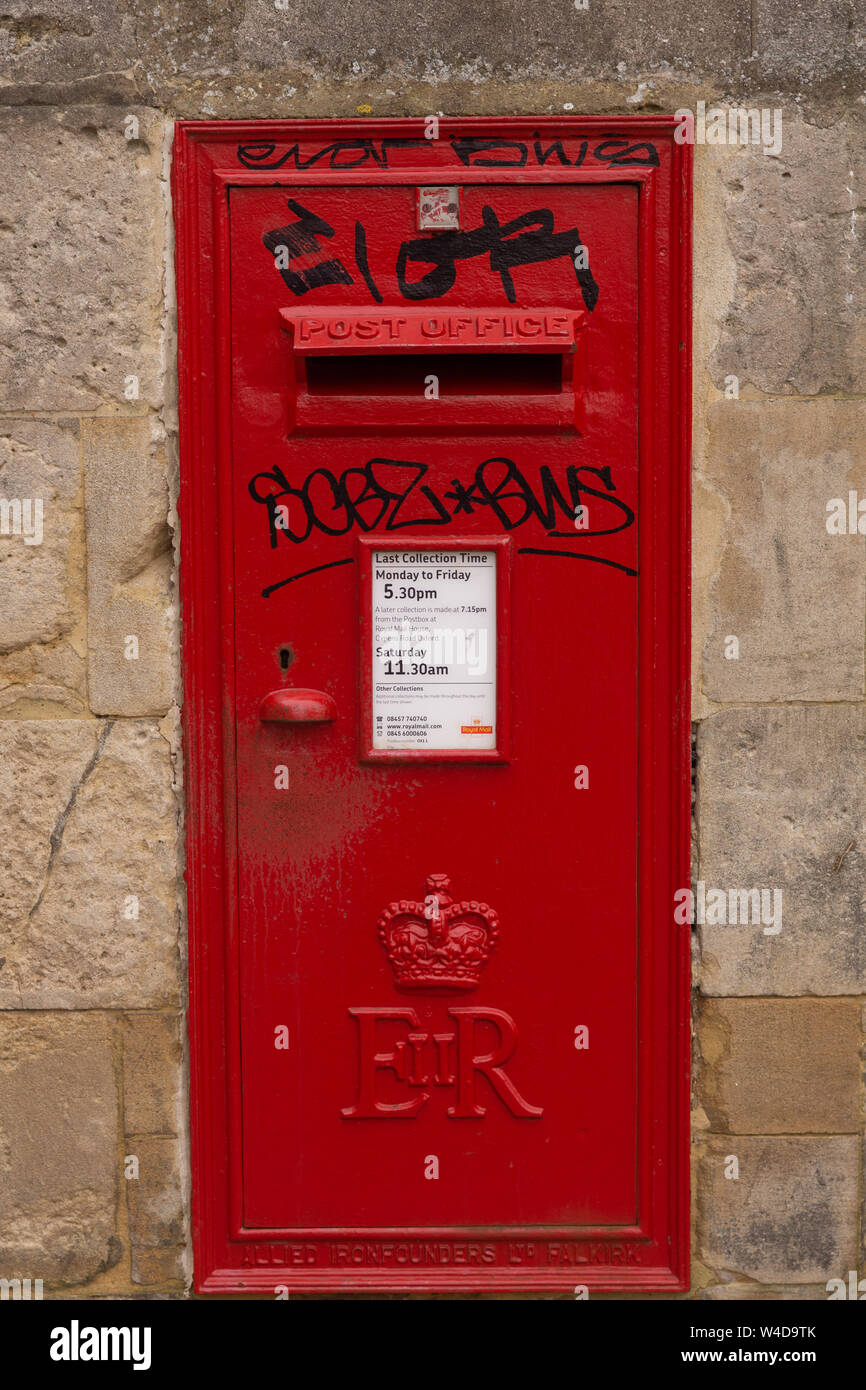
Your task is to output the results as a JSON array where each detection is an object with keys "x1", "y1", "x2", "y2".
[{"x1": 417, "y1": 186, "x2": 460, "y2": 231}]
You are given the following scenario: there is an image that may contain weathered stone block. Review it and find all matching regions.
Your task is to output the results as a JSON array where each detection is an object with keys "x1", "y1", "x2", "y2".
[
  {"x1": 696, "y1": 1136, "x2": 859, "y2": 1284},
  {"x1": 698, "y1": 705, "x2": 866, "y2": 995},
  {"x1": 0, "y1": 3, "x2": 138, "y2": 95},
  {"x1": 122, "y1": 1013, "x2": 183, "y2": 1136},
  {"x1": 125, "y1": 1136, "x2": 185, "y2": 1264},
  {"x1": 130, "y1": 1243, "x2": 186, "y2": 1286},
  {"x1": 58, "y1": 1291, "x2": 176, "y2": 1299},
  {"x1": 0, "y1": 1012, "x2": 119, "y2": 1284},
  {"x1": 862, "y1": 1130, "x2": 866, "y2": 1275},
  {"x1": 0, "y1": 638, "x2": 87, "y2": 718},
  {"x1": 0, "y1": 106, "x2": 164, "y2": 412},
  {"x1": 83, "y1": 418, "x2": 174, "y2": 717},
  {"x1": 702, "y1": 1283, "x2": 831, "y2": 1300},
  {"x1": 235, "y1": 0, "x2": 751, "y2": 76},
  {"x1": 698, "y1": 998, "x2": 861, "y2": 1133},
  {"x1": 0, "y1": 719, "x2": 179, "y2": 1009},
  {"x1": 133, "y1": 0, "x2": 244, "y2": 87},
  {"x1": 700, "y1": 399, "x2": 865, "y2": 704},
  {"x1": 708, "y1": 118, "x2": 866, "y2": 395},
  {"x1": 755, "y1": 0, "x2": 865, "y2": 85},
  {"x1": 862, "y1": 1000, "x2": 866, "y2": 1273},
  {"x1": 0, "y1": 419, "x2": 87, "y2": 715}
]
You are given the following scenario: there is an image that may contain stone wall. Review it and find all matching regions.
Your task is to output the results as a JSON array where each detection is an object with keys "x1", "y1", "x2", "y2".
[{"x1": 0, "y1": 2, "x2": 863, "y2": 1299}]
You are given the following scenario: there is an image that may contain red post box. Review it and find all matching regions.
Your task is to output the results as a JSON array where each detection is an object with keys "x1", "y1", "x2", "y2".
[{"x1": 173, "y1": 117, "x2": 692, "y2": 1294}]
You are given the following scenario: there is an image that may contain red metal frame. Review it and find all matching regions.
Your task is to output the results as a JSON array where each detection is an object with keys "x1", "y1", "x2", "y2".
[
  {"x1": 357, "y1": 535, "x2": 512, "y2": 763},
  {"x1": 172, "y1": 116, "x2": 692, "y2": 1294}
]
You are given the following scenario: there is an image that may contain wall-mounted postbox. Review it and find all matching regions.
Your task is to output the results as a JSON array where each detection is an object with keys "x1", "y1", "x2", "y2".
[{"x1": 173, "y1": 117, "x2": 692, "y2": 1294}]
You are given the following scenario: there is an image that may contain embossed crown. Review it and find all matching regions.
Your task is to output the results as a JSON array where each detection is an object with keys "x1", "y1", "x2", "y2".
[{"x1": 377, "y1": 873, "x2": 499, "y2": 994}]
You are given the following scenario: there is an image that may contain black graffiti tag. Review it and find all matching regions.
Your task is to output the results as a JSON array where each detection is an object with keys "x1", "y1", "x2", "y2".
[
  {"x1": 237, "y1": 135, "x2": 659, "y2": 171},
  {"x1": 262, "y1": 200, "x2": 353, "y2": 295},
  {"x1": 264, "y1": 201, "x2": 600, "y2": 311},
  {"x1": 396, "y1": 205, "x2": 599, "y2": 308},
  {"x1": 247, "y1": 457, "x2": 636, "y2": 595},
  {"x1": 449, "y1": 134, "x2": 659, "y2": 169}
]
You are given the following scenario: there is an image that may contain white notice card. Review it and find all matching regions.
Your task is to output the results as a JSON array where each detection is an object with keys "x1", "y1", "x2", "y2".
[{"x1": 371, "y1": 549, "x2": 496, "y2": 751}]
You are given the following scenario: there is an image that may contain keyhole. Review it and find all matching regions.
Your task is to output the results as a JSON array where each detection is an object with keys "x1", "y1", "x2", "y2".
[{"x1": 278, "y1": 645, "x2": 294, "y2": 673}]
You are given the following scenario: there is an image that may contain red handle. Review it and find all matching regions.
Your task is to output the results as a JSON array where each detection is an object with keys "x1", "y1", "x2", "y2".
[{"x1": 259, "y1": 688, "x2": 337, "y2": 723}]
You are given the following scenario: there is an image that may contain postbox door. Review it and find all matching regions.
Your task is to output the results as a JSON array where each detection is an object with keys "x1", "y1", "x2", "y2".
[{"x1": 228, "y1": 179, "x2": 641, "y2": 1232}]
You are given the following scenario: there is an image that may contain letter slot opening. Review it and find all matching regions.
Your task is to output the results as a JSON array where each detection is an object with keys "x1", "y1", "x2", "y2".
[
  {"x1": 279, "y1": 307, "x2": 586, "y2": 434},
  {"x1": 305, "y1": 352, "x2": 564, "y2": 398}
]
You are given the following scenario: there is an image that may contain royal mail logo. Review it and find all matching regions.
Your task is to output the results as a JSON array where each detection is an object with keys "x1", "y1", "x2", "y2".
[
  {"x1": 343, "y1": 873, "x2": 542, "y2": 1120},
  {"x1": 460, "y1": 723, "x2": 493, "y2": 735}
]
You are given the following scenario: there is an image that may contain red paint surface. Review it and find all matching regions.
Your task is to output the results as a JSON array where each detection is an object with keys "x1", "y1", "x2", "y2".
[{"x1": 173, "y1": 117, "x2": 692, "y2": 1293}]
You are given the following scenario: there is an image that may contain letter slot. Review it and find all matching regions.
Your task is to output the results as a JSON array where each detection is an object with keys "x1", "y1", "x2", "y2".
[{"x1": 279, "y1": 307, "x2": 587, "y2": 432}]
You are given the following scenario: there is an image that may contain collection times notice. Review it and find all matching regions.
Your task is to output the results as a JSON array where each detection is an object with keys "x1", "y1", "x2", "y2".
[{"x1": 371, "y1": 549, "x2": 496, "y2": 751}]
